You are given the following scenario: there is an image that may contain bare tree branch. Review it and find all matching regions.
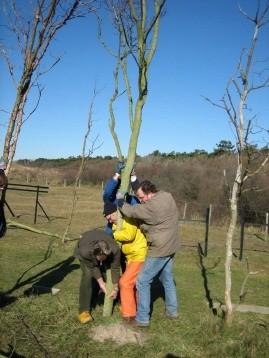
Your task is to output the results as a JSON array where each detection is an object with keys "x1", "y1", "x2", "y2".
[
  {"x1": 1, "y1": 0, "x2": 96, "y2": 173},
  {"x1": 205, "y1": 0, "x2": 269, "y2": 324},
  {"x1": 23, "y1": 83, "x2": 44, "y2": 123},
  {"x1": 62, "y1": 86, "x2": 101, "y2": 242},
  {"x1": 243, "y1": 153, "x2": 269, "y2": 182}
]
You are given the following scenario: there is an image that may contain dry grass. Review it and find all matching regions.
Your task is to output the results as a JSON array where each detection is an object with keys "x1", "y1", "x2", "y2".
[
  {"x1": 0, "y1": 184, "x2": 268, "y2": 357},
  {"x1": 5, "y1": 184, "x2": 104, "y2": 236}
]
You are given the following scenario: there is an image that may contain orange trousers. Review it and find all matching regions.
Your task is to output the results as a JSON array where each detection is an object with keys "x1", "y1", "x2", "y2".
[{"x1": 119, "y1": 261, "x2": 144, "y2": 318}]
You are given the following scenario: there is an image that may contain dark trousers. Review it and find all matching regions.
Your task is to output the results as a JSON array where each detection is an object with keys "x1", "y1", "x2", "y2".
[
  {"x1": 0, "y1": 200, "x2": 6, "y2": 238},
  {"x1": 79, "y1": 261, "x2": 94, "y2": 313}
]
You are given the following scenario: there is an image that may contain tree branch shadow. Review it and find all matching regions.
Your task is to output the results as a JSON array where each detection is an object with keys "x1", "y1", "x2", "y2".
[
  {"x1": 23, "y1": 256, "x2": 79, "y2": 296},
  {"x1": 254, "y1": 233, "x2": 266, "y2": 242},
  {"x1": 1, "y1": 252, "x2": 79, "y2": 308},
  {"x1": 197, "y1": 243, "x2": 218, "y2": 316},
  {"x1": 0, "y1": 345, "x2": 26, "y2": 358},
  {"x1": 3, "y1": 238, "x2": 55, "y2": 296}
]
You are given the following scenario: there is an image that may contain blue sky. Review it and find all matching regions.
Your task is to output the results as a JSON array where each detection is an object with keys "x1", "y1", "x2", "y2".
[{"x1": 1, "y1": 0, "x2": 269, "y2": 159}]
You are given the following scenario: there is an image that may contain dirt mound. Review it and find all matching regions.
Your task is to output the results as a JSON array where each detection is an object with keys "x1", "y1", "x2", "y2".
[{"x1": 89, "y1": 322, "x2": 148, "y2": 346}]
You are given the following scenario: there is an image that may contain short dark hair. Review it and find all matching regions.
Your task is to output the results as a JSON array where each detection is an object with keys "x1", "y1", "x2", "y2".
[
  {"x1": 93, "y1": 240, "x2": 111, "y2": 256},
  {"x1": 138, "y1": 180, "x2": 157, "y2": 194}
]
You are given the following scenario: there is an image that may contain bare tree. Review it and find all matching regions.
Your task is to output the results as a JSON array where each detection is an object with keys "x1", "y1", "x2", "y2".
[
  {"x1": 0, "y1": 0, "x2": 96, "y2": 174},
  {"x1": 99, "y1": 0, "x2": 166, "y2": 316},
  {"x1": 205, "y1": 1, "x2": 269, "y2": 324},
  {"x1": 62, "y1": 87, "x2": 101, "y2": 243}
]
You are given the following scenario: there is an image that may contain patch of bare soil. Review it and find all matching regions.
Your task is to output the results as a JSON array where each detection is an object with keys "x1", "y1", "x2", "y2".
[{"x1": 89, "y1": 322, "x2": 148, "y2": 346}]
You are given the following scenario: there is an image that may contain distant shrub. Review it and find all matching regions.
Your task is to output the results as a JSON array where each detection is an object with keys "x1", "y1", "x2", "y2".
[{"x1": 12, "y1": 153, "x2": 269, "y2": 224}]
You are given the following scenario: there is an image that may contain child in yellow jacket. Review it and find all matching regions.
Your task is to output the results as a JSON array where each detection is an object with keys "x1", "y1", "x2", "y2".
[{"x1": 103, "y1": 202, "x2": 147, "y2": 320}]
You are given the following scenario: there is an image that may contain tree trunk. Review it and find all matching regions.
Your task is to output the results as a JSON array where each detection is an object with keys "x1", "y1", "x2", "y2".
[
  {"x1": 102, "y1": 0, "x2": 165, "y2": 317},
  {"x1": 103, "y1": 99, "x2": 146, "y2": 317},
  {"x1": 224, "y1": 166, "x2": 241, "y2": 324}
]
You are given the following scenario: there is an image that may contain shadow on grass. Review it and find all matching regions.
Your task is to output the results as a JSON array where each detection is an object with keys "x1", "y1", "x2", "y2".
[
  {"x1": 254, "y1": 233, "x2": 266, "y2": 242},
  {"x1": 0, "y1": 345, "x2": 26, "y2": 358},
  {"x1": 0, "y1": 294, "x2": 17, "y2": 308},
  {"x1": 90, "y1": 279, "x2": 106, "y2": 309},
  {"x1": 1, "y1": 256, "x2": 79, "y2": 308},
  {"x1": 150, "y1": 270, "x2": 180, "y2": 317},
  {"x1": 197, "y1": 243, "x2": 218, "y2": 316},
  {"x1": 46, "y1": 215, "x2": 67, "y2": 222},
  {"x1": 150, "y1": 277, "x2": 165, "y2": 315},
  {"x1": 23, "y1": 256, "x2": 79, "y2": 296}
]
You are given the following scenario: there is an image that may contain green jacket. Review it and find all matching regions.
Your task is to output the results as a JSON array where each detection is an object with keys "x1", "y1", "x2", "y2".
[
  {"x1": 74, "y1": 229, "x2": 121, "y2": 284},
  {"x1": 120, "y1": 191, "x2": 180, "y2": 257}
]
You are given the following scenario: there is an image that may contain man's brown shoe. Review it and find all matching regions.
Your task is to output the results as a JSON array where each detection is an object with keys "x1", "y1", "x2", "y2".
[
  {"x1": 165, "y1": 312, "x2": 179, "y2": 320},
  {"x1": 126, "y1": 319, "x2": 149, "y2": 328},
  {"x1": 122, "y1": 316, "x2": 135, "y2": 322}
]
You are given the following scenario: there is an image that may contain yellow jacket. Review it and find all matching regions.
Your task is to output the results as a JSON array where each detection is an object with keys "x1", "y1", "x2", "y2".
[{"x1": 112, "y1": 218, "x2": 147, "y2": 263}]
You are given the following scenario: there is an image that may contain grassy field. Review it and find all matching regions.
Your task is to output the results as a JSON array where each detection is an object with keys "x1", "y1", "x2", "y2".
[{"x1": 0, "y1": 185, "x2": 268, "y2": 358}]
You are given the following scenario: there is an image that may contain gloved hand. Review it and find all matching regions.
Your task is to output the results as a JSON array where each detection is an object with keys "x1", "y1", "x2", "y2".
[
  {"x1": 116, "y1": 191, "x2": 125, "y2": 208},
  {"x1": 116, "y1": 161, "x2": 125, "y2": 175}
]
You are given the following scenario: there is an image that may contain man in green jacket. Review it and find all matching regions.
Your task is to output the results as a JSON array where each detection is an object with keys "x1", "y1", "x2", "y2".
[
  {"x1": 117, "y1": 180, "x2": 180, "y2": 327},
  {"x1": 74, "y1": 229, "x2": 121, "y2": 323}
]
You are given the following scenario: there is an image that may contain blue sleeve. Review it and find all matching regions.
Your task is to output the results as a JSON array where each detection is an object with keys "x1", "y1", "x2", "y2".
[
  {"x1": 103, "y1": 178, "x2": 120, "y2": 203},
  {"x1": 104, "y1": 223, "x2": 113, "y2": 236},
  {"x1": 126, "y1": 193, "x2": 140, "y2": 206}
]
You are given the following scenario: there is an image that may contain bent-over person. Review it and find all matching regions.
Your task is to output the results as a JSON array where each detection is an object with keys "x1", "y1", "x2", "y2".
[{"x1": 74, "y1": 229, "x2": 121, "y2": 324}]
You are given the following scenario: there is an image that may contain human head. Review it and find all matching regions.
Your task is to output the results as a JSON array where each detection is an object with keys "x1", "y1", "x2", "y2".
[
  {"x1": 103, "y1": 202, "x2": 118, "y2": 224},
  {"x1": 93, "y1": 240, "x2": 111, "y2": 262},
  {"x1": 136, "y1": 180, "x2": 157, "y2": 203}
]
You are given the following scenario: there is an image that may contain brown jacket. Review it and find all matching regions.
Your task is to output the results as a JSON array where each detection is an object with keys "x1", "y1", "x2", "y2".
[
  {"x1": 74, "y1": 229, "x2": 121, "y2": 283},
  {"x1": 120, "y1": 191, "x2": 180, "y2": 257}
]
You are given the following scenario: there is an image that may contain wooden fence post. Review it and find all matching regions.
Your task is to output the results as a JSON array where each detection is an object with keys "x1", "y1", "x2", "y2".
[
  {"x1": 204, "y1": 207, "x2": 210, "y2": 257},
  {"x1": 183, "y1": 202, "x2": 187, "y2": 220},
  {"x1": 209, "y1": 204, "x2": 212, "y2": 225},
  {"x1": 64, "y1": 179, "x2": 67, "y2": 187},
  {"x1": 34, "y1": 186, "x2": 40, "y2": 224},
  {"x1": 265, "y1": 212, "x2": 269, "y2": 242},
  {"x1": 6, "y1": 183, "x2": 49, "y2": 224}
]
